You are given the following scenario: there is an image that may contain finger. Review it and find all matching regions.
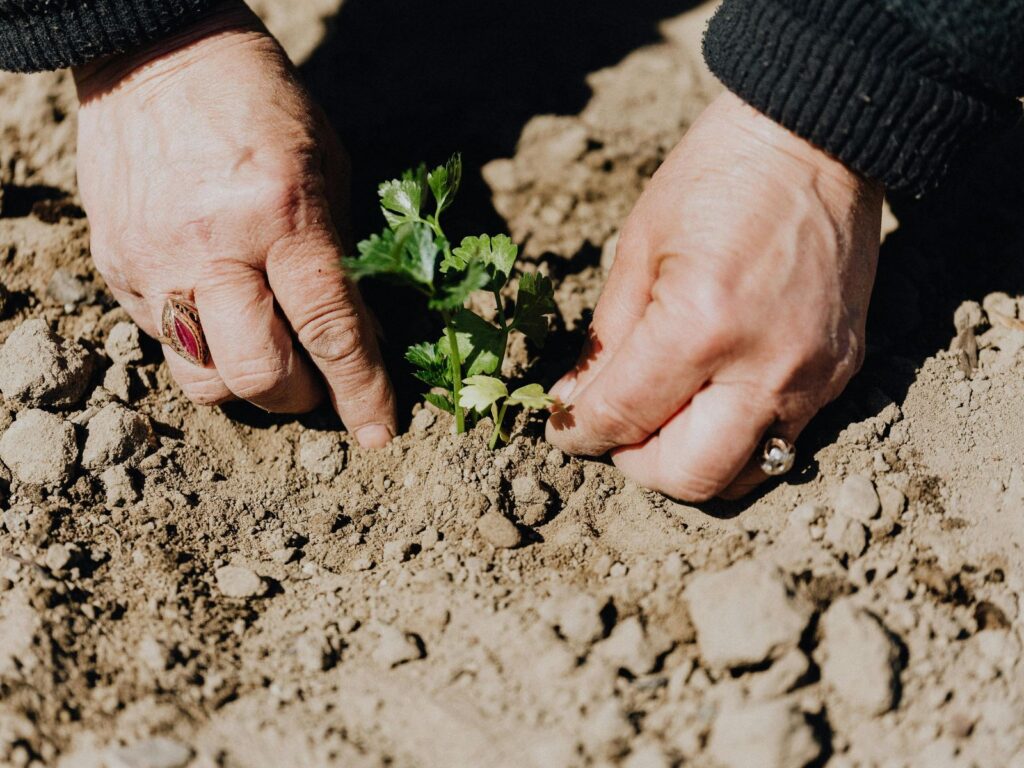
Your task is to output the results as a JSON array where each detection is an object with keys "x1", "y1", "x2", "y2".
[
  {"x1": 267, "y1": 234, "x2": 397, "y2": 448},
  {"x1": 161, "y1": 345, "x2": 235, "y2": 405},
  {"x1": 546, "y1": 294, "x2": 717, "y2": 456},
  {"x1": 549, "y1": 227, "x2": 652, "y2": 403},
  {"x1": 194, "y1": 262, "x2": 323, "y2": 413},
  {"x1": 718, "y1": 415, "x2": 810, "y2": 500},
  {"x1": 610, "y1": 383, "x2": 777, "y2": 502}
]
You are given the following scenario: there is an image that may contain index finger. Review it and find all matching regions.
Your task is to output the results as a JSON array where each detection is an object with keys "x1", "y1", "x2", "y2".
[{"x1": 267, "y1": 232, "x2": 397, "y2": 448}]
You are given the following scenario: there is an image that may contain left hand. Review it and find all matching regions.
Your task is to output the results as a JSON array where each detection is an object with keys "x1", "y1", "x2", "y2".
[{"x1": 546, "y1": 92, "x2": 884, "y2": 501}]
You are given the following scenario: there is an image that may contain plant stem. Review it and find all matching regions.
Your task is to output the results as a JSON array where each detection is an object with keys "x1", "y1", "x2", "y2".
[
  {"x1": 488, "y1": 401, "x2": 509, "y2": 450},
  {"x1": 442, "y1": 312, "x2": 465, "y2": 433}
]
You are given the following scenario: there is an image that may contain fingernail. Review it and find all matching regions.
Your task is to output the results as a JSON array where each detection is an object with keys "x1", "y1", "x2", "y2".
[
  {"x1": 549, "y1": 375, "x2": 578, "y2": 404},
  {"x1": 355, "y1": 424, "x2": 394, "y2": 449}
]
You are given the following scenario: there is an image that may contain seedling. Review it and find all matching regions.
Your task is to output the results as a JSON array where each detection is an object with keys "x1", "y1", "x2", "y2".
[{"x1": 343, "y1": 153, "x2": 556, "y2": 444}]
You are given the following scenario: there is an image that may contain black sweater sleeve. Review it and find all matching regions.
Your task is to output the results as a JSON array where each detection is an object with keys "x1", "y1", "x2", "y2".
[
  {"x1": 703, "y1": 0, "x2": 1024, "y2": 194},
  {"x1": 0, "y1": 0, "x2": 215, "y2": 73}
]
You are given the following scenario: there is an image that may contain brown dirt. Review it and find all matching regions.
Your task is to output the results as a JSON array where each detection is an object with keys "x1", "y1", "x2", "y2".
[{"x1": 1, "y1": 3, "x2": 1023, "y2": 767}]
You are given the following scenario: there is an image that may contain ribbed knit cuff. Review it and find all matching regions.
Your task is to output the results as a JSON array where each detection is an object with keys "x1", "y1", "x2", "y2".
[
  {"x1": 703, "y1": 0, "x2": 1021, "y2": 194},
  {"x1": 0, "y1": 0, "x2": 215, "y2": 73}
]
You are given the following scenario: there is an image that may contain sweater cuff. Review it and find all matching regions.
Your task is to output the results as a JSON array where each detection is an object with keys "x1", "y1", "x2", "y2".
[
  {"x1": 0, "y1": 0, "x2": 215, "y2": 73},
  {"x1": 703, "y1": 0, "x2": 1021, "y2": 194}
]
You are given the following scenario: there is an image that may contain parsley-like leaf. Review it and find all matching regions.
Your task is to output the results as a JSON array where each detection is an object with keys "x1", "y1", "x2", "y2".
[
  {"x1": 379, "y1": 178, "x2": 423, "y2": 227},
  {"x1": 437, "y1": 308, "x2": 505, "y2": 376},
  {"x1": 429, "y1": 259, "x2": 490, "y2": 310},
  {"x1": 424, "y1": 392, "x2": 455, "y2": 414},
  {"x1": 459, "y1": 375, "x2": 507, "y2": 413},
  {"x1": 448, "y1": 234, "x2": 518, "y2": 288},
  {"x1": 343, "y1": 223, "x2": 438, "y2": 290},
  {"x1": 428, "y1": 153, "x2": 462, "y2": 215},
  {"x1": 507, "y1": 383, "x2": 554, "y2": 410},
  {"x1": 405, "y1": 342, "x2": 451, "y2": 389},
  {"x1": 512, "y1": 272, "x2": 555, "y2": 346}
]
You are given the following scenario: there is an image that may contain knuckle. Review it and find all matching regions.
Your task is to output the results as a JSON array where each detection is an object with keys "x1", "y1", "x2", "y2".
[
  {"x1": 587, "y1": 394, "x2": 650, "y2": 445},
  {"x1": 179, "y1": 378, "x2": 230, "y2": 407},
  {"x1": 222, "y1": 362, "x2": 290, "y2": 401},
  {"x1": 298, "y1": 311, "x2": 364, "y2": 367}
]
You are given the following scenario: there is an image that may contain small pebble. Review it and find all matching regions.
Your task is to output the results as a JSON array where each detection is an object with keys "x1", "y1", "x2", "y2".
[
  {"x1": 835, "y1": 475, "x2": 880, "y2": 522},
  {"x1": 215, "y1": 565, "x2": 267, "y2": 599},
  {"x1": 372, "y1": 625, "x2": 423, "y2": 668},
  {"x1": 0, "y1": 408, "x2": 78, "y2": 486},
  {"x1": 44, "y1": 543, "x2": 73, "y2": 572},
  {"x1": 476, "y1": 511, "x2": 522, "y2": 549},
  {"x1": 105, "y1": 321, "x2": 144, "y2": 364},
  {"x1": 106, "y1": 737, "x2": 194, "y2": 768}
]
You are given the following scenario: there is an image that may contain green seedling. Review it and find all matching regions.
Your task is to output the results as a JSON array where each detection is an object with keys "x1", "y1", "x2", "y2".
[
  {"x1": 343, "y1": 153, "x2": 556, "y2": 444},
  {"x1": 459, "y1": 377, "x2": 555, "y2": 449}
]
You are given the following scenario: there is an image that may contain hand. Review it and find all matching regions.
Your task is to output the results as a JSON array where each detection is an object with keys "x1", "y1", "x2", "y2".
[
  {"x1": 73, "y1": 2, "x2": 396, "y2": 447},
  {"x1": 546, "y1": 92, "x2": 883, "y2": 500}
]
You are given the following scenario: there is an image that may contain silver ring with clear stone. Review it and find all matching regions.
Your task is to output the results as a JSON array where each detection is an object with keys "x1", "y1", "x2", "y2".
[{"x1": 760, "y1": 437, "x2": 795, "y2": 476}]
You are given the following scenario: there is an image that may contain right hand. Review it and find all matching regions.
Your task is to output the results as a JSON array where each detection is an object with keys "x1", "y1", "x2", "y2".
[{"x1": 73, "y1": 2, "x2": 396, "y2": 447}]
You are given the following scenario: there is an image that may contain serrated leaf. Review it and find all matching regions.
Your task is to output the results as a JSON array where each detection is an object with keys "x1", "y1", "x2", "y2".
[
  {"x1": 447, "y1": 234, "x2": 518, "y2": 288},
  {"x1": 397, "y1": 222, "x2": 439, "y2": 287},
  {"x1": 344, "y1": 229, "x2": 401, "y2": 281},
  {"x1": 405, "y1": 342, "x2": 451, "y2": 389},
  {"x1": 512, "y1": 272, "x2": 555, "y2": 346},
  {"x1": 437, "y1": 308, "x2": 505, "y2": 376},
  {"x1": 507, "y1": 383, "x2": 554, "y2": 410},
  {"x1": 428, "y1": 153, "x2": 462, "y2": 214},
  {"x1": 429, "y1": 259, "x2": 490, "y2": 310},
  {"x1": 458, "y1": 375, "x2": 507, "y2": 413},
  {"x1": 424, "y1": 392, "x2": 455, "y2": 414},
  {"x1": 378, "y1": 178, "x2": 422, "y2": 225}
]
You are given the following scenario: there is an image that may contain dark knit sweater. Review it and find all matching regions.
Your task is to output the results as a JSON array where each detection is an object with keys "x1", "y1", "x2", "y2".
[{"x1": 1, "y1": 1, "x2": 1022, "y2": 193}]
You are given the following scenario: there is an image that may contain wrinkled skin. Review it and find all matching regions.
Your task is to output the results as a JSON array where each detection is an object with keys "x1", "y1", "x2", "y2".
[
  {"x1": 74, "y1": 2, "x2": 396, "y2": 447},
  {"x1": 547, "y1": 92, "x2": 884, "y2": 501}
]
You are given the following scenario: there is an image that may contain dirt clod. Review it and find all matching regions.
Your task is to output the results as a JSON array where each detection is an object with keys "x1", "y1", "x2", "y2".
[
  {"x1": 81, "y1": 402, "x2": 154, "y2": 470},
  {"x1": 708, "y1": 699, "x2": 820, "y2": 768},
  {"x1": 685, "y1": 560, "x2": 812, "y2": 669},
  {"x1": 0, "y1": 319, "x2": 94, "y2": 407},
  {"x1": 0, "y1": 408, "x2": 78, "y2": 485},
  {"x1": 819, "y1": 599, "x2": 900, "y2": 716},
  {"x1": 476, "y1": 510, "x2": 523, "y2": 548},
  {"x1": 215, "y1": 565, "x2": 267, "y2": 599}
]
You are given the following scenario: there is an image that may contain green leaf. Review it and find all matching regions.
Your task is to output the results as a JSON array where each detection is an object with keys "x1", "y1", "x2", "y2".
[
  {"x1": 512, "y1": 272, "x2": 556, "y2": 346},
  {"x1": 405, "y1": 342, "x2": 451, "y2": 389},
  {"x1": 447, "y1": 234, "x2": 518, "y2": 288},
  {"x1": 428, "y1": 153, "x2": 462, "y2": 215},
  {"x1": 429, "y1": 259, "x2": 490, "y2": 311},
  {"x1": 398, "y1": 222, "x2": 440, "y2": 287},
  {"x1": 378, "y1": 178, "x2": 423, "y2": 226},
  {"x1": 424, "y1": 392, "x2": 455, "y2": 414},
  {"x1": 507, "y1": 383, "x2": 554, "y2": 410},
  {"x1": 459, "y1": 375, "x2": 507, "y2": 413},
  {"x1": 344, "y1": 229, "x2": 402, "y2": 282},
  {"x1": 437, "y1": 308, "x2": 505, "y2": 376}
]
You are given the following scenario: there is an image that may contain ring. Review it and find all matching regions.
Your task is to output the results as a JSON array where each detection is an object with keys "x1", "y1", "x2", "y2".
[
  {"x1": 760, "y1": 436, "x2": 795, "y2": 476},
  {"x1": 160, "y1": 295, "x2": 208, "y2": 366}
]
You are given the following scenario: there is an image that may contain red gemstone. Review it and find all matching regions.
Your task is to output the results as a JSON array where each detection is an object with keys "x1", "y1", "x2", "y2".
[{"x1": 173, "y1": 317, "x2": 201, "y2": 361}]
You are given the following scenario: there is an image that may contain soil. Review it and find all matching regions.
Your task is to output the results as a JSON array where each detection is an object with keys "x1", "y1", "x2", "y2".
[{"x1": 2, "y1": 2, "x2": 1024, "y2": 767}]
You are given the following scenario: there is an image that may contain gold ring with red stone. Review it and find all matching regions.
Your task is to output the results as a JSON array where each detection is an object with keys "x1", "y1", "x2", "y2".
[{"x1": 159, "y1": 295, "x2": 208, "y2": 366}]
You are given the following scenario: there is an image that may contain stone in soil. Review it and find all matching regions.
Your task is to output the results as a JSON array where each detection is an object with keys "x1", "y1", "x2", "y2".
[
  {"x1": 476, "y1": 510, "x2": 523, "y2": 548},
  {"x1": 44, "y1": 543, "x2": 74, "y2": 572},
  {"x1": 824, "y1": 514, "x2": 869, "y2": 559},
  {"x1": 818, "y1": 598, "x2": 900, "y2": 715},
  {"x1": 593, "y1": 615, "x2": 664, "y2": 675},
  {"x1": 372, "y1": 625, "x2": 423, "y2": 667},
  {"x1": 511, "y1": 473, "x2": 553, "y2": 526},
  {"x1": 835, "y1": 475, "x2": 880, "y2": 522},
  {"x1": 215, "y1": 565, "x2": 267, "y2": 599},
  {"x1": 81, "y1": 402, "x2": 154, "y2": 470},
  {"x1": 103, "y1": 363, "x2": 134, "y2": 402},
  {"x1": 0, "y1": 408, "x2": 78, "y2": 486},
  {"x1": 106, "y1": 737, "x2": 194, "y2": 768},
  {"x1": 708, "y1": 699, "x2": 820, "y2": 768},
  {"x1": 540, "y1": 590, "x2": 605, "y2": 646},
  {"x1": 684, "y1": 559, "x2": 811, "y2": 669},
  {"x1": 297, "y1": 431, "x2": 346, "y2": 478},
  {"x1": 0, "y1": 319, "x2": 94, "y2": 408},
  {"x1": 101, "y1": 464, "x2": 139, "y2": 507},
  {"x1": 105, "y1": 321, "x2": 144, "y2": 364}
]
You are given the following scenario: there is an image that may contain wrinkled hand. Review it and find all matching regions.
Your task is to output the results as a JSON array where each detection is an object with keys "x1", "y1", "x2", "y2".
[
  {"x1": 547, "y1": 92, "x2": 883, "y2": 500},
  {"x1": 74, "y1": 2, "x2": 395, "y2": 447}
]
